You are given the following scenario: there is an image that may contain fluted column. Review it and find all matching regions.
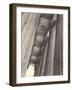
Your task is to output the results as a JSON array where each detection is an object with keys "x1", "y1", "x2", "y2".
[
  {"x1": 44, "y1": 15, "x2": 57, "y2": 75},
  {"x1": 21, "y1": 13, "x2": 40, "y2": 77},
  {"x1": 53, "y1": 15, "x2": 63, "y2": 75}
]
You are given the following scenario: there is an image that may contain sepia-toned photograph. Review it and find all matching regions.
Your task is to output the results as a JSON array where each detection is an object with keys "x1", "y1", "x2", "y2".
[
  {"x1": 9, "y1": 3, "x2": 70, "y2": 86},
  {"x1": 21, "y1": 13, "x2": 63, "y2": 77}
]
